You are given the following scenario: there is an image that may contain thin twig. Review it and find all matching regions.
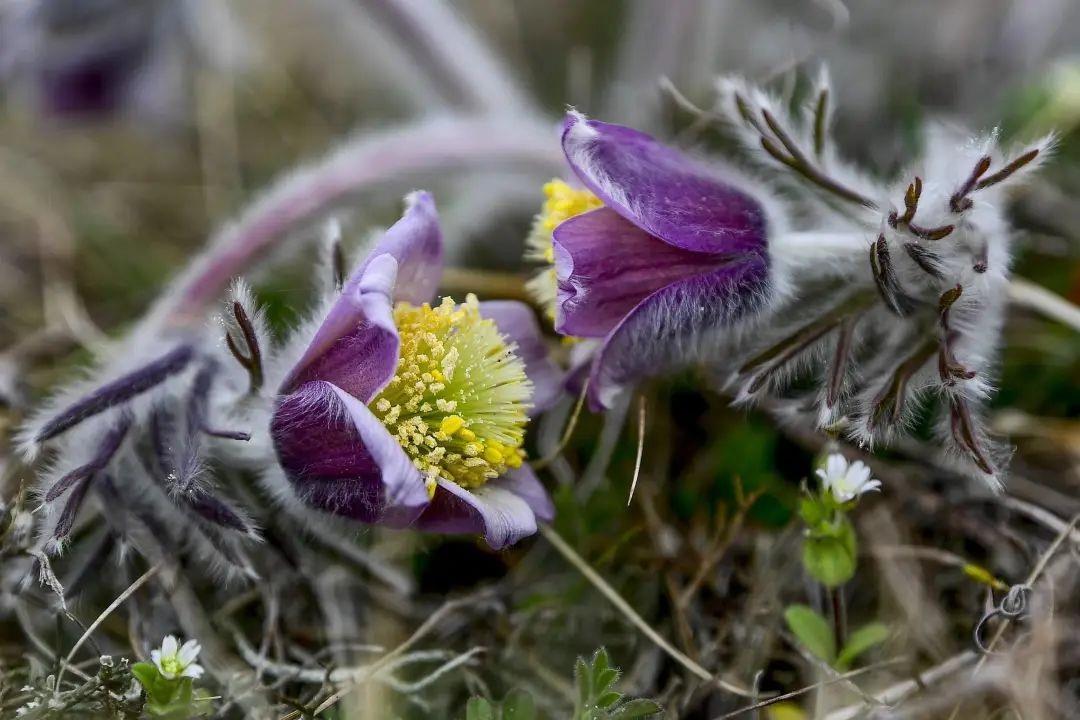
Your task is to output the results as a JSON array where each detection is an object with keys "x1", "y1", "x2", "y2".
[
  {"x1": 626, "y1": 396, "x2": 647, "y2": 506},
  {"x1": 539, "y1": 525, "x2": 753, "y2": 698},
  {"x1": 55, "y1": 563, "x2": 161, "y2": 691},
  {"x1": 1008, "y1": 277, "x2": 1080, "y2": 332},
  {"x1": 287, "y1": 593, "x2": 491, "y2": 718},
  {"x1": 531, "y1": 378, "x2": 590, "y2": 471},
  {"x1": 824, "y1": 652, "x2": 978, "y2": 720},
  {"x1": 715, "y1": 658, "x2": 907, "y2": 719}
]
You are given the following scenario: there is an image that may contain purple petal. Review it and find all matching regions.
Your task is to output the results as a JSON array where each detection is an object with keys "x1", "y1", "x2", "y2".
[
  {"x1": 478, "y1": 300, "x2": 562, "y2": 414},
  {"x1": 561, "y1": 112, "x2": 768, "y2": 256},
  {"x1": 279, "y1": 254, "x2": 400, "y2": 401},
  {"x1": 588, "y1": 257, "x2": 770, "y2": 410},
  {"x1": 351, "y1": 191, "x2": 444, "y2": 305},
  {"x1": 412, "y1": 467, "x2": 553, "y2": 549},
  {"x1": 552, "y1": 207, "x2": 734, "y2": 338},
  {"x1": 499, "y1": 465, "x2": 555, "y2": 523},
  {"x1": 270, "y1": 381, "x2": 428, "y2": 525}
]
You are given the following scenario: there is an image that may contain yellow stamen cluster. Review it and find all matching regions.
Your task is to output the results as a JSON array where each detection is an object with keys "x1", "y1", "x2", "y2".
[
  {"x1": 525, "y1": 179, "x2": 603, "y2": 321},
  {"x1": 369, "y1": 295, "x2": 532, "y2": 497}
]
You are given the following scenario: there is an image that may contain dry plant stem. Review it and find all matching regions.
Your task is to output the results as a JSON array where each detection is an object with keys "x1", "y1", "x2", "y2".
[
  {"x1": 823, "y1": 651, "x2": 978, "y2": 720},
  {"x1": 715, "y1": 658, "x2": 907, "y2": 719},
  {"x1": 54, "y1": 563, "x2": 161, "y2": 692},
  {"x1": 287, "y1": 594, "x2": 491, "y2": 718},
  {"x1": 869, "y1": 545, "x2": 1008, "y2": 590},
  {"x1": 531, "y1": 378, "x2": 590, "y2": 470},
  {"x1": 677, "y1": 487, "x2": 763, "y2": 607},
  {"x1": 156, "y1": 117, "x2": 561, "y2": 326},
  {"x1": 538, "y1": 524, "x2": 753, "y2": 698},
  {"x1": 626, "y1": 396, "x2": 647, "y2": 506},
  {"x1": 1008, "y1": 277, "x2": 1080, "y2": 332},
  {"x1": 13, "y1": 602, "x2": 93, "y2": 683},
  {"x1": 439, "y1": 267, "x2": 532, "y2": 302},
  {"x1": 971, "y1": 512, "x2": 1080, "y2": 665},
  {"x1": 942, "y1": 510, "x2": 1079, "y2": 720}
]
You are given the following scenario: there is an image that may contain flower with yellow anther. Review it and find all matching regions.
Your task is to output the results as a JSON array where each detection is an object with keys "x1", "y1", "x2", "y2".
[
  {"x1": 272, "y1": 191, "x2": 558, "y2": 549},
  {"x1": 369, "y1": 294, "x2": 532, "y2": 498},
  {"x1": 525, "y1": 179, "x2": 603, "y2": 322}
]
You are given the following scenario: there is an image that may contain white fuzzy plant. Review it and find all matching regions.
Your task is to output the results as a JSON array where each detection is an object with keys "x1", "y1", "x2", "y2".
[{"x1": 708, "y1": 70, "x2": 1053, "y2": 489}]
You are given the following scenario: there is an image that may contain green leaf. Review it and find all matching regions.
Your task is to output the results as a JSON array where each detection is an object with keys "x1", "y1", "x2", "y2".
[
  {"x1": 595, "y1": 668, "x2": 620, "y2": 697},
  {"x1": 802, "y1": 519, "x2": 858, "y2": 588},
  {"x1": 573, "y1": 647, "x2": 665, "y2": 719},
  {"x1": 466, "y1": 697, "x2": 495, "y2": 720},
  {"x1": 783, "y1": 604, "x2": 836, "y2": 662},
  {"x1": 502, "y1": 688, "x2": 537, "y2": 720},
  {"x1": 131, "y1": 662, "x2": 177, "y2": 706},
  {"x1": 609, "y1": 699, "x2": 663, "y2": 719},
  {"x1": 798, "y1": 496, "x2": 825, "y2": 527},
  {"x1": 835, "y1": 622, "x2": 890, "y2": 670},
  {"x1": 596, "y1": 691, "x2": 623, "y2": 709},
  {"x1": 131, "y1": 662, "x2": 160, "y2": 692}
]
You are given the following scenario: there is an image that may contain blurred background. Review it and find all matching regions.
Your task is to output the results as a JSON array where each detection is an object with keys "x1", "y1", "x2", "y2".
[{"x1": 1, "y1": 1, "x2": 1078, "y2": 718}]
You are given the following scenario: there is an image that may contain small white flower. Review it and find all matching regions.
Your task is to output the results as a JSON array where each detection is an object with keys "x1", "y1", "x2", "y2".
[
  {"x1": 816, "y1": 453, "x2": 881, "y2": 503},
  {"x1": 150, "y1": 635, "x2": 204, "y2": 680}
]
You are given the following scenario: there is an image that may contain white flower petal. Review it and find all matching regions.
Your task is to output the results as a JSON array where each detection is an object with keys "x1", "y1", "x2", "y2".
[
  {"x1": 182, "y1": 663, "x2": 205, "y2": 679},
  {"x1": 178, "y1": 640, "x2": 201, "y2": 665},
  {"x1": 161, "y1": 635, "x2": 178, "y2": 656},
  {"x1": 846, "y1": 461, "x2": 872, "y2": 487},
  {"x1": 825, "y1": 453, "x2": 848, "y2": 480}
]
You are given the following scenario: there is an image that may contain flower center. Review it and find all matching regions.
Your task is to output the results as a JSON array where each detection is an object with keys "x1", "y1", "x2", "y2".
[
  {"x1": 525, "y1": 179, "x2": 603, "y2": 321},
  {"x1": 160, "y1": 656, "x2": 183, "y2": 676},
  {"x1": 369, "y1": 294, "x2": 532, "y2": 497}
]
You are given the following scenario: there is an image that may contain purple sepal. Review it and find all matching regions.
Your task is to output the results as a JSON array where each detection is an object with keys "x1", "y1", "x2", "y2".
[
  {"x1": 351, "y1": 191, "x2": 443, "y2": 305},
  {"x1": 552, "y1": 113, "x2": 773, "y2": 410},
  {"x1": 280, "y1": 254, "x2": 400, "y2": 401},
  {"x1": 270, "y1": 381, "x2": 427, "y2": 526},
  {"x1": 413, "y1": 465, "x2": 553, "y2": 550},
  {"x1": 589, "y1": 257, "x2": 770, "y2": 411},
  {"x1": 561, "y1": 113, "x2": 768, "y2": 256},
  {"x1": 552, "y1": 207, "x2": 738, "y2": 337},
  {"x1": 279, "y1": 193, "x2": 442, "y2": 401}
]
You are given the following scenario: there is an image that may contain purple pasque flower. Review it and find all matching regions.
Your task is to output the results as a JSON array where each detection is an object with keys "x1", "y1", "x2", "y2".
[
  {"x1": 549, "y1": 111, "x2": 773, "y2": 410},
  {"x1": 270, "y1": 192, "x2": 560, "y2": 549}
]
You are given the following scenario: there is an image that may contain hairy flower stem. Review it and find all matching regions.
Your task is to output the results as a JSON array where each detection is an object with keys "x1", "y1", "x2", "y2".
[{"x1": 156, "y1": 118, "x2": 561, "y2": 327}]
